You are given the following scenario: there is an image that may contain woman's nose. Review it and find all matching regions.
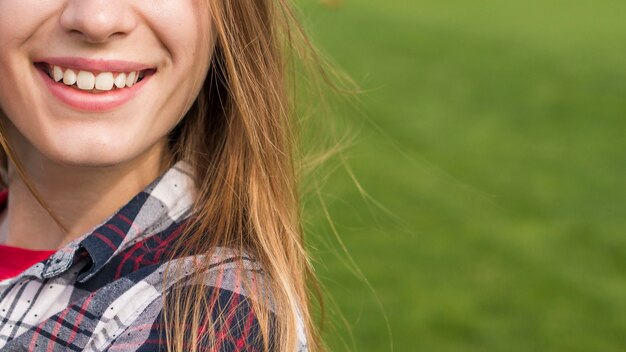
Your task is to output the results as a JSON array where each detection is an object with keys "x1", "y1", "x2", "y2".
[{"x1": 59, "y1": 0, "x2": 137, "y2": 43}]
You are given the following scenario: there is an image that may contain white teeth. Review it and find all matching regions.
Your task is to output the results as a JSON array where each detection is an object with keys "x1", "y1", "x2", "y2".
[
  {"x1": 76, "y1": 71, "x2": 95, "y2": 90},
  {"x1": 126, "y1": 71, "x2": 136, "y2": 87},
  {"x1": 95, "y1": 72, "x2": 114, "y2": 91},
  {"x1": 62, "y1": 69, "x2": 77, "y2": 85},
  {"x1": 53, "y1": 66, "x2": 64, "y2": 82},
  {"x1": 114, "y1": 73, "x2": 126, "y2": 88},
  {"x1": 49, "y1": 64, "x2": 144, "y2": 91}
]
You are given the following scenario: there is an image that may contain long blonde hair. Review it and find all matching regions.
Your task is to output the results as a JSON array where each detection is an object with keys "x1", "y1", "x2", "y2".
[{"x1": 162, "y1": 0, "x2": 320, "y2": 350}]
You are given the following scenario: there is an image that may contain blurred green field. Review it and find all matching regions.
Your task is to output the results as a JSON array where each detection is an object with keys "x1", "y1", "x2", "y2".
[{"x1": 295, "y1": 0, "x2": 626, "y2": 351}]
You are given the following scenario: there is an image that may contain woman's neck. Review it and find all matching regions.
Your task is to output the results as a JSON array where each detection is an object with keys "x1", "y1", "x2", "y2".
[{"x1": 0, "y1": 143, "x2": 169, "y2": 250}]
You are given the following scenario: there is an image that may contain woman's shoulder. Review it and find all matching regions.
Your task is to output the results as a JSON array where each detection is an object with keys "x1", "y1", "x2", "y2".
[
  {"x1": 68, "y1": 246, "x2": 270, "y2": 351},
  {"x1": 105, "y1": 247, "x2": 291, "y2": 351}
]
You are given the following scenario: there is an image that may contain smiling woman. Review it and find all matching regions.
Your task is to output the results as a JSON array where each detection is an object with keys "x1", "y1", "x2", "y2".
[{"x1": 0, "y1": 0, "x2": 317, "y2": 351}]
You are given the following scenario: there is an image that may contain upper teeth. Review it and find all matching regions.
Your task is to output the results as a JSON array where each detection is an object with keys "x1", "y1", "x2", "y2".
[{"x1": 49, "y1": 65, "x2": 143, "y2": 91}]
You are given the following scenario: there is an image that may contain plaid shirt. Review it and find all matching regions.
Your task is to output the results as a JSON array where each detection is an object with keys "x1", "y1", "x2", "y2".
[{"x1": 0, "y1": 162, "x2": 307, "y2": 351}]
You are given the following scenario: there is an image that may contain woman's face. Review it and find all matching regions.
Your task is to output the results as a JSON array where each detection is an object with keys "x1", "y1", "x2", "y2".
[{"x1": 0, "y1": 0, "x2": 214, "y2": 167}]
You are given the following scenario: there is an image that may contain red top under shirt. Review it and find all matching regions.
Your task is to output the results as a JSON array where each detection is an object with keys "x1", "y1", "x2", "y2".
[{"x1": 0, "y1": 190, "x2": 57, "y2": 281}]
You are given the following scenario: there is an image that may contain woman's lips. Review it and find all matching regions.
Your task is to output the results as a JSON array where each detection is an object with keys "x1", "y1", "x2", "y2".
[{"x1": 34, "y1": 61, "x2": 155, "y2": 112}]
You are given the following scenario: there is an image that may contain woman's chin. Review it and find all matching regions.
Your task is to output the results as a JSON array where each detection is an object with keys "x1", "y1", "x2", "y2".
[
  {"x1": 47, "y1": 153, "x2": 130, "y2": 169},
  {"x1": 39, "y1": 143, "x2": 140, "y2": 169}
]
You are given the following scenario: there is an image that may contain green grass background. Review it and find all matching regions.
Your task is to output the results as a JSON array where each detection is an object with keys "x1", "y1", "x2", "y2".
[{"x1": 294, "y1": 0, "x2": 626, "y2": 351}]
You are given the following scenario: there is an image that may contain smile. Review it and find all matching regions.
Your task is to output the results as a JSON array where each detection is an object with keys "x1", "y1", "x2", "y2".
[
  {"x1": 46, "y1": 64, "x2": 147, "y2": 92},
  {"x1": 33, "y1": 58, "x2": 157, "y2": 111}
]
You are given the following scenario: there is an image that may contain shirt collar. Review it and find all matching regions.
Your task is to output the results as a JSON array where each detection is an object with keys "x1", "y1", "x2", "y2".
[{"x1": 41, "y1": 161, "x2": 195, "y2": 282}]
